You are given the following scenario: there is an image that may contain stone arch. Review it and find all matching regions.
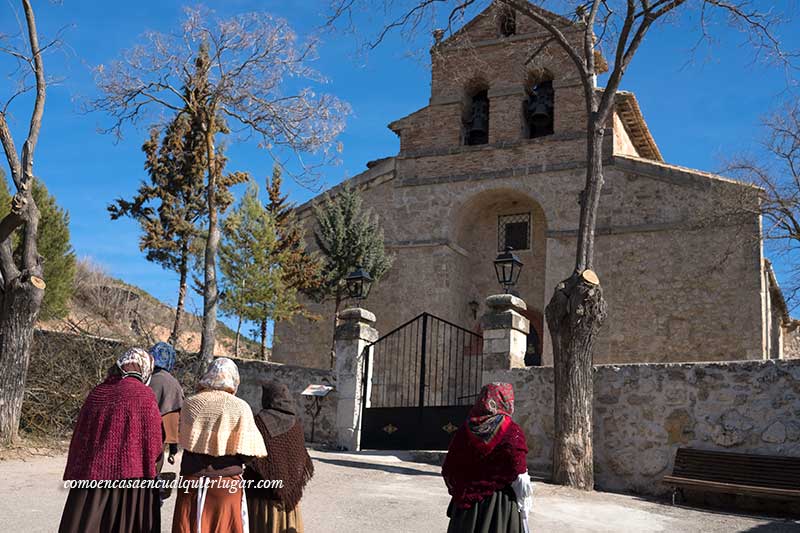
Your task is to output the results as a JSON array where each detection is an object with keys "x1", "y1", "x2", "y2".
[{"x1": 449, "y1": 188, "x2": 549, "y2": 335}]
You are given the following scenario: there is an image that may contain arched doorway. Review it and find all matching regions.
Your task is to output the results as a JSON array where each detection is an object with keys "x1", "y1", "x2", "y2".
[{"x1": 450, "y1": 188, "x2": 548, "y2": 347}]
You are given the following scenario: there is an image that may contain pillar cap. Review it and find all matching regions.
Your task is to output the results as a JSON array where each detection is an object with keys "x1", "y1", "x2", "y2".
[
  {"x1": 485, "y1": 293, "x2": 527, "y2": 313},
  {"x1": 339, "y1": 307, "x2": 376, "y2": 324}
]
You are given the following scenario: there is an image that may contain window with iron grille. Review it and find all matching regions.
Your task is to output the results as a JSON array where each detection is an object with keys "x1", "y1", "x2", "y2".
[{"x1": 498, "y1": 213, "x2": 531, "y2": 252}]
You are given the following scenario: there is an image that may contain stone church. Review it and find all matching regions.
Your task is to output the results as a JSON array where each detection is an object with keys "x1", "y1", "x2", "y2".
[{"x1": 273, "y1": 3, "x2": 790, "y2": 369}]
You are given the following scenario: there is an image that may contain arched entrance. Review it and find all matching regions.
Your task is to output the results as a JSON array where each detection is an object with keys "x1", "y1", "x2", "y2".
[{"x1": 450, "y1": 188, "x2": 548, "y2": 342}]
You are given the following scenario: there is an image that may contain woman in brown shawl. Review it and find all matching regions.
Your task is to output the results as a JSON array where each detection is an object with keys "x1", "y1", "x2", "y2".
[
  {"x1": 147, "y1": 342, "x2": 184, "y2": 469},
  {"x1": 245, "y1": 381, "x2": 314, "y2": 533}
]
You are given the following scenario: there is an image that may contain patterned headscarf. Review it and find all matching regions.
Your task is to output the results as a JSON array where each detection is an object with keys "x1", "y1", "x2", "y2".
[
  {"x1": 467, "y1": 382, "x2": 515, "y2": 446},
  {"x1": 116, "y1": 348, "x2": 155, "y2": 384},
  {"x1": 198, "y1": 357, "x2": 240, "y2": 394},
  {"x1": 149, "y1": 342, "x2": 176, "y2": 372}
]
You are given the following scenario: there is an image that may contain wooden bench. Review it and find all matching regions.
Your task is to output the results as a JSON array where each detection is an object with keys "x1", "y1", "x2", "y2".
[{"x1": 663, "y1": 448, "x2": 800, "y2": 505}]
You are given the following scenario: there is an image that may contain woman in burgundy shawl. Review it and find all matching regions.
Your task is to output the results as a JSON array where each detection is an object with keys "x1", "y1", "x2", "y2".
[
  {"x1": 442, "y1": 382, "x2": 529, "y2": 533},
  {"x1": 59, "y1": 347, "x2": 163, "y2": 533},
  {"x1": 244, "y1": 381, "x2": 314, "y2": 533}
]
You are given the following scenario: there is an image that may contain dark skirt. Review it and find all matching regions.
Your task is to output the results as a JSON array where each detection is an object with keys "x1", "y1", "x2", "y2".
[
  {"x1": 246, "y1": 494, "x2": 304, "y2": 533},
  {"x1": 447, "y1": 486, "x2": 523, "y2": 533},
  {"x1": 58, "y1": 487, "x2": 160, "y2": 533}
]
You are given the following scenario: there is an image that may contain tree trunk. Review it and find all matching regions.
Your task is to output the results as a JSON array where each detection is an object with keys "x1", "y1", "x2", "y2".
[
  {"x1": 546, "y1": 127, "x2": 607, "y2": 490},
  {"x1": 234, "y1": 315, "x2": 242, "y2": 358},
  {"x1": 260, "y1": 318, "x2": 268, "y2": 360},
  {"x1": 0, "y1": 277, "x2": 44, "y2": 445},
  {"x1": 199, "y1": 127, "x2": 219, "y2": 371},
  {"x1": 169, "y1": 246, "x2": 189, "y2": 347},
  {"x1": 546, "y1": 272, "x2": 606, "y2": 490}
]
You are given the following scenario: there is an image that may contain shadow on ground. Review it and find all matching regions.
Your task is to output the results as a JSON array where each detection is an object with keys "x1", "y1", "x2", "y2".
[{"x1": 313, "y1": 456, "x2": 441, "y2": 477}]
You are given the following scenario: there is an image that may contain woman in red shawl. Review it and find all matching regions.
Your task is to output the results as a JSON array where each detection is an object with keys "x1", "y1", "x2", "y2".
[
  {"x1": 442, "y1": 382, "x2": 530, "y2": 533},
  {"x1": 59, "y1": 347, "x2": 164, "y2": 533}
]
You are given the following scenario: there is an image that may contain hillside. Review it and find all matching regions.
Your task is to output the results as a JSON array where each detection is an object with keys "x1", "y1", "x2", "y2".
[{"x1": 37, "y1": 259, "x2": 263, "y2": 358}]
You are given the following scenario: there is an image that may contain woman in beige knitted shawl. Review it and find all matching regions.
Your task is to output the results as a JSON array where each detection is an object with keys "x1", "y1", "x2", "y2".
[{"x1": 172, "y1": 358, "x2": 267, "y2": 533}]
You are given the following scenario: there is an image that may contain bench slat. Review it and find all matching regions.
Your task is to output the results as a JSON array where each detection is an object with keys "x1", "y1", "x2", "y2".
[
  {"x1": 664, "y1": 448, "x2": 800, "y2": 501},
  {"x1": 663, "y1": 476, "x2": 800, "y2": 499}
]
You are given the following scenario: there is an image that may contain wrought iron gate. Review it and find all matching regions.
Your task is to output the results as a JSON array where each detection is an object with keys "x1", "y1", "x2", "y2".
[{"x1": 360, "y1": 313, "x2": 483, "y2": 450}]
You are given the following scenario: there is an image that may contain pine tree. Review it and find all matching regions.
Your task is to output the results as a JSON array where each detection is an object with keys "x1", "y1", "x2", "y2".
[
  {"x1": 219, "y1": 183, "x2": 297, "y2": 359},
  {"x1": 265, "y1": 165, "x2": 323, "y2": 315},
  {"x1": 108, "y1": 112, "x2": 207, "y2": 346},
  {"x1": 0, "y1": 175, "x2": 76, "y2": 320},
  {"x1": 312, "y1": 183, "x2": 392, "y2": 365}
]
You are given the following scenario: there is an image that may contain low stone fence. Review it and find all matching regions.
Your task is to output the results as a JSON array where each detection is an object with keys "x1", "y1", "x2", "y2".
[
  {"x1": 488, "y1": 359, "x2": 800, "y2": 496},
  {"x1": 236, "y1": 360, "x2": 338, "y2": 446}
]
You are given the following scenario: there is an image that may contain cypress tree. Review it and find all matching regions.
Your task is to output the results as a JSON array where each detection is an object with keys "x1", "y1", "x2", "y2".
[{"x1": 312, "y1": 183, "x2": 392, "y2": 366}]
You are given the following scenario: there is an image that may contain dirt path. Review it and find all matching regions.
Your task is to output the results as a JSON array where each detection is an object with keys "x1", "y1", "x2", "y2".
[{"x1": 0, "y1": 449, "x2": 798, "y2": 532}]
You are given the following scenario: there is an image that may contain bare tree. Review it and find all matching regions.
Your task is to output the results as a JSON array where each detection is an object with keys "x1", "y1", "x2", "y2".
[
  {"x1": 726, "y1": 100, "x2": 800, "y2": 306},
  {"x1": 93, "y1": 8, "x2": 349, "y2": 369},
  {"x1": 0, "y1": 0, "x2": 48, "y2": 445},
  {"x1": 327, "y1": 0, "x2": 793, "y2": 489}
]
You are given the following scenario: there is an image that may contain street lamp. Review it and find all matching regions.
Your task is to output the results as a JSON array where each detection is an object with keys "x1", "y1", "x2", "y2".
[
  {"x1": 345, "y1": 266, "x2": 374, "y2": 303},
  {"x1": 494, "y1": 246, "x2": 523, "y2": 293}
]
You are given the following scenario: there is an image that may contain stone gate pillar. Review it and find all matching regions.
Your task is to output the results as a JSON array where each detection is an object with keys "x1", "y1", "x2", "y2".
[
  {"x1": 481, "y1": 294, "x2": 530, "y2": 384},
  {"x1": 334, "y1": 308, "x2": 379, "y2": 451}
]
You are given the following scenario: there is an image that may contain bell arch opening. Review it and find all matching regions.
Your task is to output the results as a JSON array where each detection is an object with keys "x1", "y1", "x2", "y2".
[
  {"x1": 462, "y1": 79, "x2": 490, "y2": 146},
  {"x1": 524, "y1": 70, "x2": 555, "y2": 139}
]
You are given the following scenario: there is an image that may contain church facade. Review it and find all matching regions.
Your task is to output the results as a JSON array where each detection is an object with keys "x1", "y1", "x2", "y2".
[{"x1": 273, "y1": 4, "x2": 789, "y2": 369}]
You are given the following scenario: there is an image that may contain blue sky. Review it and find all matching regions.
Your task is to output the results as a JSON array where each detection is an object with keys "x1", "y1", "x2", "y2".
[{"x1": 2, "y1": 1, "x2": 798, "y2": 336}]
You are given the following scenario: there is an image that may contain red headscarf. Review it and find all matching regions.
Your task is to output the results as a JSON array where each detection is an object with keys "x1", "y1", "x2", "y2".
[
  {"x1": 466, "y1": 382, "x2": 515, "y2": 452},
  {"x1": 442, "y1": 382, "x2": 528, "y2": 509}
]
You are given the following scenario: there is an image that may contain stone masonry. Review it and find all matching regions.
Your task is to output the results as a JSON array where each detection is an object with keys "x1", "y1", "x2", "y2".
[
  {"x1": 273, "y1": 3, "x2": 782, "y2": 369},
  {"x1": 491, "y1": 359, "x2": 800, "y2": 496}
]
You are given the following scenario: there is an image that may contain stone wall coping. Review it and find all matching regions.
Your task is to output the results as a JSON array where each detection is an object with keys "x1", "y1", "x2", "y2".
[
  {"x1": 493, "y1": 357, "x2": 800, "y2": 373},
  {"x1": 339, "y1": 307, "x2": 377, "y2": 324},
  {"x1": 486, "y1": 293, "x2": 527, "y2": 312}
]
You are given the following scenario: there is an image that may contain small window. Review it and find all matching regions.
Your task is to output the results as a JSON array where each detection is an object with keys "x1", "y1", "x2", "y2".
[
  {"x1": 498, "y1": 213, "x2": 531, "y2": 251},
  {"x1": 498, "y1": 9, "x2": 516, "y2": 37},
  {"x1": 464, "y1": 90, "x2": 489, "y2": 146},
  {"x1": 525, "y1": 80, "x2": 554, "y2": 138}
]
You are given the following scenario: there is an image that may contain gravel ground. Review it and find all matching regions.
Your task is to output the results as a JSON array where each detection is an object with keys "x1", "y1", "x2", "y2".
[{"x1": 0, "y1": 448, "x2": 798, "y2": 532}]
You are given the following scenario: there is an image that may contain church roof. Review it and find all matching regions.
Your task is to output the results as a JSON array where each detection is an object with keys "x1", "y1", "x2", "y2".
[{"x1": 614, "y1": 91, "x2": 663, "y2": 162}]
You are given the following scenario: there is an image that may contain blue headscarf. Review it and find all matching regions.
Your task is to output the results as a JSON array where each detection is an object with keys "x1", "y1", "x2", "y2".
[{"x1": 149, "y1": 342, "x2": 176, "y2": 372}]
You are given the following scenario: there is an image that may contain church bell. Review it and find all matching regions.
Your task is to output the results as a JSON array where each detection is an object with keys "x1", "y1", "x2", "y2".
[{"x1": 467, "y1": 93, "x2": 489, "y2": 144}]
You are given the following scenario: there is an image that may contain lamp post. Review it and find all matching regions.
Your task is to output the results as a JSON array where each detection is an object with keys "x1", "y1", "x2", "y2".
[
  {"x1": 345, "y1": 266, "x2": 374, "y2": 305},
  {"x1": 494, "y1": 246, "x2": 523, "y2": 293}
]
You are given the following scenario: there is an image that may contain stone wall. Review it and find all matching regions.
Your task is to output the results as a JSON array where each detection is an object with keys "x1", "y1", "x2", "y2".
[
  {"x1": 488, "y1": 359, "x2": 800, "y2": 496},
  {"x1": 235, "y1": 360, "x2": 338, "y2": 446}
]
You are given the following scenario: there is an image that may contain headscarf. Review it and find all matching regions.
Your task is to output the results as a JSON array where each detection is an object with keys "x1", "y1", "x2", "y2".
[
  {"x1": 116, "y1": 347, "x2": 154, "y2": 384},
  {"x1": 256, "y1": 381, "x2": 297, "y2": 437},
  {"x1": 149, "y1": 342, "x2": 176, "y2": 372},
  {"x1": 246, "y1": 381, "x2": 314, "y2": 509},
  {"x1": 198, "y1": 357, "x2": 239, "y2": 394},
  {"x1": 466, "y1": 382, "x2": 515, "y2": 449}
]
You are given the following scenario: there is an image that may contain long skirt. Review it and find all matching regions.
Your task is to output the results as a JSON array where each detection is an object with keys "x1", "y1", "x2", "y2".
[
  {"x1": 246, "y1": 493, "x2": 303, "y2": 533},
  {"x1": 58, "y1": 486, "x2": 160, "y2": 533},
  {"x1": 446, "y1": 486, "x2": 523, "y2": 533},
  {"x1": 172, "y1": 475, "x2": 246, "y2": 533}
]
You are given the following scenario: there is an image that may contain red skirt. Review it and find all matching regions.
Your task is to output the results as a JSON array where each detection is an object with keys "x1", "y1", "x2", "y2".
[{"x1": 172, "y1": 475, "x2": 246, "y2": 533}]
